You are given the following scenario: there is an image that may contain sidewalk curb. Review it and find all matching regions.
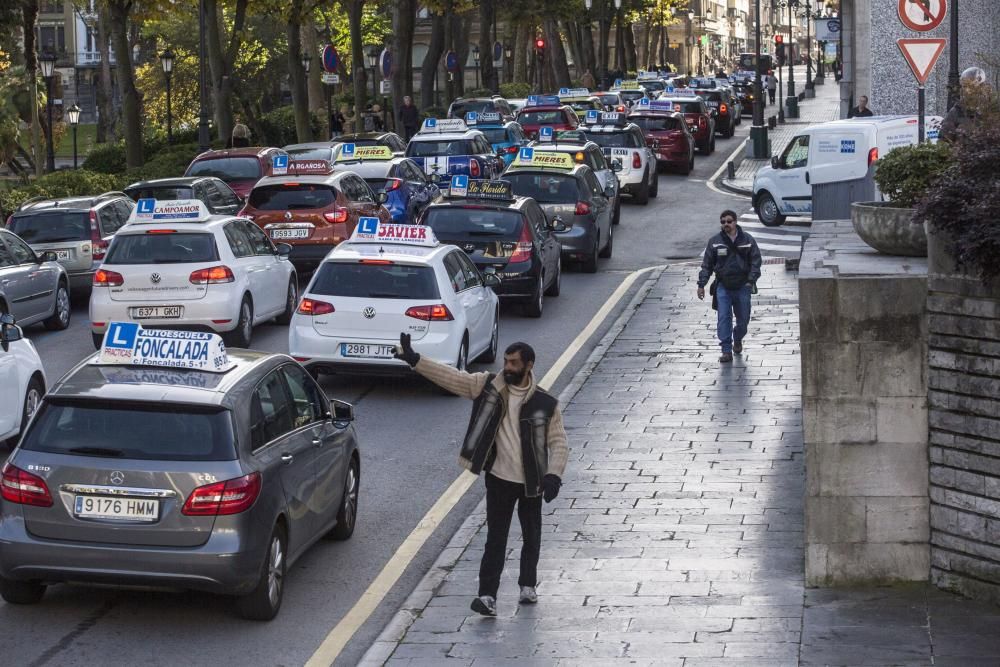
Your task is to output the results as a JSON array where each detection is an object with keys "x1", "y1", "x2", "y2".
[
  {"x1": 716, "y1": 137, "x2": 755, "y2": 198},
  {"x1": 357, "y1": 265, "x2": 667, "y2": 667}
]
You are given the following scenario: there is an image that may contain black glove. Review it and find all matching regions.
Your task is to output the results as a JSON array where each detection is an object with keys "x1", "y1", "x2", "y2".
[
  {"x1": 542, "y1": 474, "x2": 562, "y2": 503},
  {"x1": 394, "y1": 332, "x2": 420, "y2": 367}
]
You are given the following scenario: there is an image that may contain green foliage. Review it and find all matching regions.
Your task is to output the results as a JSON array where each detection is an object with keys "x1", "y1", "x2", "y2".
[
  {"x1": 82, "y1": 142, "x2": 130, "y2": 174},
  {"x1": 500, "y1": 82, "x2": 532, "y2": 99},
  {"x1": 257, "y1": 106, "x2": 325, "y2": 146},
  {"x1": 872, "y1": 142, "x2": 953, "y2": 208},
  {"x1": 422, "y1": 106, "x2": 448, "y2": 119},
  {"x1": 0, "y1": 170, "x2": 128, "y2": 218},
  {"x1": 121, "y1": 142, "x2": 204, "y2": 184}
]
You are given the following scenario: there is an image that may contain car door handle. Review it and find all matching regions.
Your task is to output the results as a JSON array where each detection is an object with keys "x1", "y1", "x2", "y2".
[
  {"x1": 281, "y1": 454, "x2": 294, "y2": 464},
  {"x1": 805, "y1": 172, "x2": 810, "y2": 184},
  {"x1": 312, "y1": 438, "x2": 323, "y2": 447}
]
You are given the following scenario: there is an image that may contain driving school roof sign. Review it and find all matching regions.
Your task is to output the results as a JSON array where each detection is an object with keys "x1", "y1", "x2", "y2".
[
  {"x1": 336, "y1": 144, "x2": 394, "y2": 161},
  {"x1": 448, "y1": 177, "x2": 514, "y2": 201},
  {"x1": 350, "y1": 217, "x2": 439, "y2": 246},
  {"x1": 512, "y1": 150, "x2": 575, "y2": 169},
  {"x1": 96, "y1": 322, "x2": 234, "y2": 372},
  {"x1": 131, "y1": 199, "x2": 211, "y2": 223}
]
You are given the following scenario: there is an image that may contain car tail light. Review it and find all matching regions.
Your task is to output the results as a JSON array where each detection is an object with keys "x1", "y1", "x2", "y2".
[
  {"x1": 90, "y1": 209, "x2": 108, "y2": 260},
  {"x1": 720, "y1": 103, "x2": 728, "y2": 114},
  {"x1": 93, "y1": 268, "x2": 124, "y2": 286},
  {"x1": 509, "y1": 222, "x2": 534, "y2": 263},
  {"x1": 1, "y1": 463, "x2": 53, "y2": 507},
  {"x1": 324, "y1": 208, "x2": 349, "y2": 224},
  {"x1": 868, "y1": 147, "x2": 879, "y2": 166},
  {"x1": 145, "y1": 229, "x2": 176, "y2": 234},
  {"x1": 405, "y1": 304, "x2": 454, "y2": 321},
  {"x1": 384, "y1": 178, "x2": 403, "y2": 191},
  {"x1": 632, "y1": 151, "x2": 641, "y2": 169},
  {"x1": 182, "y1": 472, "x2": 261, "y2": 516},
  {"x1": 575, "y1": 201, "x2": 591, "y2": 215},
  {"x1": 189, "y1": 265, "x2": 235, "y2": 284},
  {"x1": 616, "y1": 105, "x2": 625, "y2": 112},
  {"x1": 574, "y1": 151, "x2": 585, "y2": 162},
  {"x1": 699, "y1": 116, "x2": 707, "y2": 128},
  {"x1": 505, "y1": 145, "x2": 518, "y2": 154},
  {"x1": 297, "y1": 298, "x2": 335, "y2": 316},
  {"x1": 470, "y1": 159, "x2": 481, "y2": 178},
  {"x1": 359, "y1": 259, "x2": 393, "y2": 265}
]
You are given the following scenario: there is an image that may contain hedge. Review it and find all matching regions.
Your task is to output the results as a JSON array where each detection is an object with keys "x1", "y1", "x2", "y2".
[{"x1": 0, "y1": 170, "x2": 128, "y2": 218}]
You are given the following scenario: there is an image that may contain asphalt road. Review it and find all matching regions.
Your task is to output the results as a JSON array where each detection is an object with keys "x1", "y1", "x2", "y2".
[{"x1": 0, "y1": 120, "x2": 747, "y2": 667}]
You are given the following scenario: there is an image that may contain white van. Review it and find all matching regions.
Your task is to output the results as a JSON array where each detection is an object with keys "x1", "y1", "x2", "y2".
[{"x1": 752, "y1": 115, "x2": 942, "y2": 226}]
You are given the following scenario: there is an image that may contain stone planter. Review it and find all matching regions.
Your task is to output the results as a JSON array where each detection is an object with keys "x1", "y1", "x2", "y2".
[{"x1": 850, "y1": 201, "x2": 927, "y2": 257}]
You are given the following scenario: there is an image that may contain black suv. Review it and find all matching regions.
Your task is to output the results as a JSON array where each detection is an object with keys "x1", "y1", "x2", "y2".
[
  {"x1": 124, "y1": 176, "x2": 243, "y2": 214},
  {"x1": 419, "y1": 181, "x2": 564, "y2": 317},
  {"x1": 447, "y1": 97, "x2": 515, "y2": 122},
  {"x1": 690, "y1": 87, "x2": 738, "y2": 138},
  {"x1": 5, "y1": 192, "x2": 134, "y2": 292}
]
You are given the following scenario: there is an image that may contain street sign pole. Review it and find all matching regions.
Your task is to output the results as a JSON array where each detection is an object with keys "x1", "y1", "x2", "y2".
[{"x1": 918, "y1": 86, "x2": 925, "y2": 143}]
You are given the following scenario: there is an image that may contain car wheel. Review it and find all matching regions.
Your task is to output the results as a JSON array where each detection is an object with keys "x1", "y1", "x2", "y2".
[
  {"x1": 523, "y1": 277, "x2": 544, "y2": 318},
  {"x1": 633, "y1": 172, "x2": 650, "y2": 205},
  {"x1": 581, "y1": 238, "x2": 599, "y2": 274},
  {"x1": 92, "y1": 332, "x2": 104, "y2": 349},
  {"x1": 16, "y1": 376, "x2": 44, "y2": 443},
  {"x1": 679, "y1": 153, "x2": 693, "y2": 175},
  {"x1": 544, "y1": 257, "x2": 561, "y2": 296},
  {"x1": 599, "y1": 224, "x2": 614, "y2": 258},
  {"x1": 709, "y1": 136, "x2": 716, "y2": 154},
  {"x1": 0, "y1": 577, "x2": 45, "y2": 605},
  {"x1": 612, "y1": 199, "x2": 621, "y2": 225},
  {"x1": 43, "y1": 282, "x2": 71, "y2": 331},
  {"x1": 274, "y1": 278, "x2": 297, "y2": 325},
  {"x1": 650, "y1": 172, "x2": 659, "y2": 198},
  {"x1": 757, "y1": 191, "x2": 786, "y2": 227},
  {"x1": 476, "y1": 314, "x2": 499, "y2": 363},
  {"x1": 328, "y1": 457, "x2": 359, "y2": 541},
  {"x1": 235, "y1": 525, "x2": 286, "y2": 621},
  {"x1": 225, "y1": 297, "x2": 253, "y2": 348}
]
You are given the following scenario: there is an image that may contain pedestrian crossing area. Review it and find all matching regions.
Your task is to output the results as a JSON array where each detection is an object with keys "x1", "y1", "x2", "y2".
[{"x1": 737, "y1": 210, "x2": 812, "y2": 260}]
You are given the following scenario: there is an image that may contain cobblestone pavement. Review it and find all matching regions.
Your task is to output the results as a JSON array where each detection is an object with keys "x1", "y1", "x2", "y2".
[
  {"x1": 724, "y1": 79, "x2": 842, "y2": 196},
  {"x1": 360, "y1": 263, "x2": 1000, "y2": 666}
]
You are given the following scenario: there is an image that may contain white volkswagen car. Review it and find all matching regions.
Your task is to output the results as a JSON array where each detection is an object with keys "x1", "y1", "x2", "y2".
[
  {"x1": 0, "y1": 314, "x2": 46, "y2": 447},
  {"x1": 89, "y1": 199, "x2": 297, "y2": 349},
  {"x1": 289, "y1": 218, "x2": 501, "y2": 378}
]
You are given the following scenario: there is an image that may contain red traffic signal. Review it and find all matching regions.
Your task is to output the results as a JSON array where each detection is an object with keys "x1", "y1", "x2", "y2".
[
  {"x1": 535, "y1": 38, "x2": 546, "y2": 49},
  {"x1": 774, "y1": 35, "x2": 784, "y2": 44}
]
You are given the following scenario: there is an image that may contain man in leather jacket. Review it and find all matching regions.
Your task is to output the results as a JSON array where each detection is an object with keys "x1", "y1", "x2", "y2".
[
  {"x1": 697, "y1": 209, "x2": 762, "y2": 363},
  {"x1": 395, "y1": 335, "x2": 569, "y2": 616}
]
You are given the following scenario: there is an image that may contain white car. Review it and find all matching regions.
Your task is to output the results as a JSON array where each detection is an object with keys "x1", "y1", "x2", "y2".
[
  {"x1": 0, "y1": 315, "x2": 46, "y2": 446},
  {"x1": 89, "y1": 199, "x2": 297, "y2": 349},
  {"x1": 580, "y1": 113, "x2": 659, "y2": 206},
  {"x1": 289, "y1": 219, "x2": 501, "y2": 377}
]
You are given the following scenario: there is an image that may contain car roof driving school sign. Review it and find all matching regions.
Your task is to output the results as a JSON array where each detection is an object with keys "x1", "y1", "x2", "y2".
[{"x1": 96, "y1": 322, "x2": 234, "y2": 371}]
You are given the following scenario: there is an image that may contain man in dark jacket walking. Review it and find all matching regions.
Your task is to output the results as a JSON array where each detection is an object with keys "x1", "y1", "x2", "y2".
[
  {"x1": 395, "y1": 335, "x2": 569, "y2": 616},
  {"x1": 697, "y1": 210, "x2": 763, "y2": 363},
  {"x1": 399, "y1": 95, "x2": 420, "y2": 141}
]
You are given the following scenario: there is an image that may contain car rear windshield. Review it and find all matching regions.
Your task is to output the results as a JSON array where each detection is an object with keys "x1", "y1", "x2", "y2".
[
  {"x1": 668, "y1": 102, "x2": 704, "y2": 114},
  {"x1": 364, "y1": 178, "x2": 390, "y2": 192},
  {"x1": 587, "y1": 132, "x2": 643, "y2": 148},
  {"x1": 286, "y1": 147, "x2": 334, "y2": 160},
  {"x1": 125, "y1": 186, "x2": 195, "y2": 202},
  {"x1": 21, "y1": 399, "x2": 237, "y2": 461},
  {"x1": 595, "y1": 94, "x2": 619, "y2": 105},
  {"x1": 567, "y1": 101, "x2": 597, "y2": 112},
  {"x1": 105, "y1": 233, "x2": 219, "y2": 264},
  {"x1": 517, "y1": 110, "x2": 566, "y2": 125},
  {"x1": 618, "y1": 91, "x2": 646, "y2": 102},
  {"x1": 480, "y1": 128, "x2": 510, "y2": 144},
  {"x1": 186, "y1": 157, "x2": 262, "y2": 180},
  {"x1": 450, "y1": 101, "x2": 496, "y2": 116},
  {"x1": 406, "y1": 140, "x2": 476, "y2": 157},
  {"x1": 505, "y1": 173, "x2": 583, "y2": 204},
  {"x1": 423, "y1": 207, "x2": 523, "y2": 241},
  {"x1": 9, "y1": 212, "x2": 89, "y2": 243},
  {"x1": 311, "y1": 262, "x2": 440, "y2": 299},
  {"x1": 248, "y1": 184, "x2": 337, "y2": 210},
  {"x1": 630, "y1": 116, "x2": 685, "y2": 132}
]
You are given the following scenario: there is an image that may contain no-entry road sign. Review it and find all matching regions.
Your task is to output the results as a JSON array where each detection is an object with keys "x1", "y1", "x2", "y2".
[{"x1": 897, "y1": 0, "x2": 947, "y2": 32}]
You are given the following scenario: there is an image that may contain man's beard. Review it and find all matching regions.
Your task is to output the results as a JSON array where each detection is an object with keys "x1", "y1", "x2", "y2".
[{"x1": 503, "y1": 369, "x2": 527, "y2": 386}]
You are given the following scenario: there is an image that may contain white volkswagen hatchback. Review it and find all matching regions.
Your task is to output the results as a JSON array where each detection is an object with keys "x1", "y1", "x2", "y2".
[
  {"x1": 289, "y1": 218, "x2": 501, "y2": 377},
  {"x1": 0, "y1": 314, "x2": 46, "y2": 447},
  {"x1": 89, "y1": 200, "x2": 297, "y2": 349}
]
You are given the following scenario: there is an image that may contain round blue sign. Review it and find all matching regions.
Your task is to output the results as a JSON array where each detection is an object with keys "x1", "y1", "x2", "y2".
[
  {"x1": 445, "y1": 50, "x2": 459, "y2": 73},
  {"x1": 380, "y1": 48, "x2": 392, "y2": 78},
  {"x1": 322, "y1": 45, "x2": 338, "y2": 73},
  {"x1": 493, "y1": 41, "x2": 503, "y2": 62}
]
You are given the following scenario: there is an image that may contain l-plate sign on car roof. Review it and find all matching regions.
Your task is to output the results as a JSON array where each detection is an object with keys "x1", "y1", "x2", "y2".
[
  {"x1": 349, "y1": 217, "x2": 439, "y2": 246},
  {"x1": 130, "y1": 199, "x2": 212, "y2": 224},
  {"x1": 95, "y1": 322, "x2": 234, "y2": 371}
]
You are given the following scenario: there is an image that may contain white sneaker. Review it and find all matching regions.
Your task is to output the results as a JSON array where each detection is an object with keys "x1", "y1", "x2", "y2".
[
  {"x1": 519, "y1": 586, "x2": 538, "y2": 604},
  {"x1": 470, "y1": 595, "x2": 497, "y2": 616}
]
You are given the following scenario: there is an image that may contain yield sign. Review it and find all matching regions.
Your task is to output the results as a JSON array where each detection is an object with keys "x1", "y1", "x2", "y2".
[
  {"x1": 897, "y1": 0, "x2": 947, "y2": 32},
  {"x1": 897, "y1": 38, "x2": 946, "y2": 85}
]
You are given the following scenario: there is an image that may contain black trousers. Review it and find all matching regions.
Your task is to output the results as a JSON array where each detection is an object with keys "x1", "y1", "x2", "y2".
[
  {"x1": 478, "y1": 473, "x2": 543, "y2": 598},
  {"x1": 768, "y1": 89, "x2": 776, "y2": 103}
]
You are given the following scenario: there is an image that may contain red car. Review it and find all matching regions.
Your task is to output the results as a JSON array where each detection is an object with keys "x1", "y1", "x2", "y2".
[
  {"x1": 184, "y1": 147, "x2": 289, "y2": 200},
  {"x1": 627, "y1": 110, "x2": 696, "y2": 175},
  {"x1": 515, "y1": 97, "x2": 580, "y2": 141},
  {"x1": 645, "y1": 97, "x2": 716, "y2": 154}
]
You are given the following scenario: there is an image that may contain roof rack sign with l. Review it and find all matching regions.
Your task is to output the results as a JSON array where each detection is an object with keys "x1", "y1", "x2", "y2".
[
  {"x1": 129, "y1": 199, "x2": 212, "y2": 224},
  {"x1": 448, "y1": 175, "x2": 514, "y2": 201},
  {"x1": 419, "y1": 118, "x2": 468, "y2": 133},
  {"x1": 336, "y1": 144, "x2": 394, "y2": 162},
  {"x1": 349, "y1": 216, "x2": 439, "y2": 247},
  {"x1": 95, "y1": 322, "x2": 234, "y2": 372},
  {"x1": 525, "y1": 95, "x2": 562, "y2": 107}
]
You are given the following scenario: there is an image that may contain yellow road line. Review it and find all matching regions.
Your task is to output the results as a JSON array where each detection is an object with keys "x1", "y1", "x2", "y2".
[{"x1": 305, "y1": 265, "x2": 656, "y2": 667}]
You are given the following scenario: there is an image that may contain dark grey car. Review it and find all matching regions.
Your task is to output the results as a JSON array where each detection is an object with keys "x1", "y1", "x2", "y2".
[
  {"x1": 0, "y1": 229, "x2": 71, "y2": 330},
  {"x1": 0, "y1": 348, "x2": 360, "y2": 620}
]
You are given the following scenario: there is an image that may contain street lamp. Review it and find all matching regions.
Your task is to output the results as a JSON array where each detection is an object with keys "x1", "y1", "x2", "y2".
[
  {"x1": 159, "y1": 48, "x2": 174, "y2": 144},
  {"x1": 472, "y1": 45, "x2": 480, "y2": 89},
  {"x1": 801, "y1": 1, "x2": 814, "y2": 92},
  {"x1": 365, "y1": 45, "x2": 379, "y2": 105},
  {"x1": 777, "y1": 0, "x2": 799, "y2": 118},
  {"x1": 748, "y1": 0, "x2": 769, "y2": 159},
  {"x1": 67, "y1": 103, "x2": 81, "y2": 169},
  {"x1": 197, "y1": 0, "x2": 210, "y2": 151},
  {"x1": 687, "y1": 11, "x2": 695, "y2": 77},
  {"x1": 39, "y1": 51, "x2": 56, "y2": 173}
]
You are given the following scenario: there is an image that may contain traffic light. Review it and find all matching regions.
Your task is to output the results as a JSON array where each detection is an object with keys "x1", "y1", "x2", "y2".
[
  {"x1": 774, "y1": 35, "x2": 786, "y2": 67},
  {"x1": 535, "y1": 37, "x2": 546, "y2": 62}
]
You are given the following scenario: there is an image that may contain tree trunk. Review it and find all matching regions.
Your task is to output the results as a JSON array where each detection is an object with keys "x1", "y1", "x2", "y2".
[
  {"x1": 344, "y1": 0, "x2": 367, "y2": 119},
  {"x1": 455, "y1": 12, "x2": 472, "y2": 96},
  {"x1": 20, "y1": 0, "x2": 43, "y2": 176},
  {"x1": 286, "y1": 0, "x2": 311, "y2": 141},
  {"x1": 303, "y1": 21, "x2": 324, "y2": 116},
  {"x1": 478, "y1": 0, "x2": 496, "y2": 92},
  {"x1": 580, "y1": 22, "x2": 595, "y2": 77},
  {"x1": 444, "y1": 8, "x2": 456, "y2": 102},
  {"x1": 92, "y1": 6, "x2": 116, "y2": 145},
  {"x1": 624, "y1": 20, "x2": 636, "y2": 72},
  {"x1": 614, "y1": 13, "x2": 624, "y2": 72},
  {"x1": 636, "y1": 18, "x2": 648, "y2": 70},
  {"x1": 544, "y1": 20, "x2": 570, "y2": 89},
  {"x1": 598, "y1": 18, "x2": 609, "y2": 85},
  {"x1": 514, "y1": 23, "x2": 529, "y2": 84},
  {"x1": 563, "y1": 21, "x2": 583, "y2": 81},
  {"x1": 107, "y1": 0, "x2": 142, "y2": 167},
  {"x1": 391, "y1": 0, "x2": 416, "y2": 129},
  {"x1": 419, "y1": 11, "x2": 444, "y2": 109}
]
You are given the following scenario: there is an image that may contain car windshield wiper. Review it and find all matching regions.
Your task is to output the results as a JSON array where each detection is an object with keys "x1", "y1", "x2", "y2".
[
  {"x1": 366, "y1": 292, "x2": 408, "y2": 298},
  {"x1": 467, "y1": 231, "x2": 506, "y2": 236},
  {"x1": 38, "y1": 236, "x2": 82, "y2": 243},
  {"x1": 67, "y1": 446, "x2": 124, "y2": 457}
]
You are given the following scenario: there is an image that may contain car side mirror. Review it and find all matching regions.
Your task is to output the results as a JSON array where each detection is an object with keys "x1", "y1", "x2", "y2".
[
  {"x1": 650, "y1": 142, "x2": 660, "y2": 152},
  {"x1": 39, "y1": 250, "x2": 59, "y2": 263},
  {"x1": 611, "y1": 160, "x2": 623, "y2": 173},
  {"x1": 376, "y1": 191, "x2": 389, "y2": 204},
  {"x1": 275, "y1": 242, "x2": 292, "y2": 257},
  {"x1": 549, "y1": 215, "x2": 569, "y2": 233},
  {"x1": 429, "y1": 172, "x2": 441, "y2": 184},
  {"x1": 483, "y1": 272, "x2": 502, "y2": 288},
  {"x1": 604, "y1": 184, "x2": 615, "y2": 198},
  {"x1": 330, "y1": 399, "x2": 354, "y2": 423},
  {"x1": 1, "y1": 322, "x2": 23, "y2": 352},
  {"x1": 771, "y1": 156, "x2": 780, "y2": 170}
]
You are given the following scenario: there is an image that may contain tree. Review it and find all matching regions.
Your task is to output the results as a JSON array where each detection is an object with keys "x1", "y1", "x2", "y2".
[
  {"x1": 104, "y1": 0, "x2": 143, "y2": 167},
  {"x1": 477, "y1": 0, "x2": 496, "y2": 92},
  {"x1": 286, "y1": 0, "x2": 311, "y2": 141},
  {"x1": 419, "y1": 10, "x2": 444, "y2": 110},
  {"x1": 341, "y1": 0, "x2": 367, "y2": 121},
  {"x1": 204, "y1": 0, "x2": 250, "y2": 144},
  {"x1": 93, "y1": 4, "x2": 118, "y2": 144},
  {"x1": 389, "y1": 0, "x2": 417, "y2": 126}
]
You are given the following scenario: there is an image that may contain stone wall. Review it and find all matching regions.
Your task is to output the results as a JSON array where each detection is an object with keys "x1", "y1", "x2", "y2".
[
  {"x1": 927, "y1": 235, "x2": 1000, "y2": 605},
  {"x1": 800, "y1": 220, "x2": 930, "y2": 586}
]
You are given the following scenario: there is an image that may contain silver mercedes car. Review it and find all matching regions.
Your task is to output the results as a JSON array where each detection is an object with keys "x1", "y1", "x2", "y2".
[{"x1": 0, "y1": 334, "x2": 360, "y2": 620}]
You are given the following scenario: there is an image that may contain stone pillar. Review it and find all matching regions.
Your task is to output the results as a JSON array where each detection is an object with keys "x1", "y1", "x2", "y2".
[{"x1": 801, "y1": 220, "x2": 930, "y2": 586}]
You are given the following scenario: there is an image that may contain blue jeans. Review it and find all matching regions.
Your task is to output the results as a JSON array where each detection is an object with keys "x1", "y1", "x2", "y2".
[{"x1": 716, "y1": 283, "x2": 752, "y2": 354}]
